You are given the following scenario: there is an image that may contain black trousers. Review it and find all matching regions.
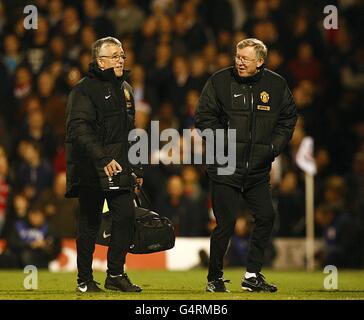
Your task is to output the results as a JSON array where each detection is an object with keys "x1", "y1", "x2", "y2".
[
  {"x1": 208, "y1": 181, "x2": 275, "y2": 281},
  {"x1": 77, "y1": 187, "x2": 134, "y2": 283}
]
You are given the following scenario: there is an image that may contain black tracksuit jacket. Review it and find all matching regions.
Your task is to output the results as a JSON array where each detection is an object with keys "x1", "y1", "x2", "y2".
[
  {"x1": 65, "y1": 63, "x2": 142, "y2": 198},
  {"x1": 195, "y1": 66, "x2": 297, "y2": 190}
]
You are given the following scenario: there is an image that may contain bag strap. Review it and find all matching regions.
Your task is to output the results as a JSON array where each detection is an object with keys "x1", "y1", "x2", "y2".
[
  {"x1": 132, "y1": 173, "x2": 152, "y2": 209},
  {"x1": 133, "y1": 192, "x2": 142, "y2": 207},
  {"x1": 139, "y1": 187, "x2": 152, "y2": 208}
]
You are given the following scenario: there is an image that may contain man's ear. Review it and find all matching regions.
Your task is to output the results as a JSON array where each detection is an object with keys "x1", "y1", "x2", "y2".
[
  {"x1": 97, "y1": 58, "x2": 104, "y2": 69},
  {"x1": 257, "y1": 58, "x2": 264, "y2": 68}
]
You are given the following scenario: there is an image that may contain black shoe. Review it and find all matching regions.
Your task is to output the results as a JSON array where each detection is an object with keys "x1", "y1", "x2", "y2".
[
  {"x1": 76, "y1": 280, "x2": 103, "y2": 293},
  {"x1": 105, "y1": 273, "x2": 142, "y2": 292},
  {"x1": 241, "y1": 273, "x2": 277, "y2": 292},
  {"x1": 206, "y1": 278, "x2": 230, "y2": 293}
]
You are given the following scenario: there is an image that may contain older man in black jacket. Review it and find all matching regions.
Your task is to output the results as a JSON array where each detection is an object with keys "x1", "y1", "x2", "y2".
[
  {"x1": 195, "y1": 38, "x2": 297, "y2": 293},
  {"x1": 65, "y1": 37, "x2": 142, "y2": 293}
]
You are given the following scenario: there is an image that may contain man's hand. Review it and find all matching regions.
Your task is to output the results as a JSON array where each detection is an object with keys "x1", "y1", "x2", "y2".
[
  {"x1": 104, "y1": 159, "x2": 122, "y2": 177},
  {"x1": 30, "y1": 239, "x2": 47, "y2": 249},
  {"x1": 134, "y1": 178, "x2": 143, "y2": 192}
]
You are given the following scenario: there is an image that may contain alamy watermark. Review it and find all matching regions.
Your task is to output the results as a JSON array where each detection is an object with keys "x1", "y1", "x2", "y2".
[
  {"x1": 323, "y1": 265, "x2": 338, "y2": 290},
  {"x1": 23, "y1": 5, "x2": 38, "y2": 30},
  {"x1": 323, "y1": 5, "x2": 338, "y2": 30},
  {"x1": 23, "y1": 265, "x2": 38, "y2": 290},
  {"x1": 128, "y1": 121, "x2": 237, "y2": 175}
]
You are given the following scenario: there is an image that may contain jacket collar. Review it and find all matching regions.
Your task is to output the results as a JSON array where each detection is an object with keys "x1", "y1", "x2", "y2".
[
  {"x1": 88, "y1": 62, "x2": 130, "y2": 84},
  {"x1": 232, "y1": 65, "x2": 265, "y2": 84}
]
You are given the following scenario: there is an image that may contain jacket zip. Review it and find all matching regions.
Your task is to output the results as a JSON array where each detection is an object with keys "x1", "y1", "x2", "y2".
[
  {"x1": 246, "y1": 86, "x2": 254, "y2": 172},
  {"x1": 112, "y1": 81, "x2": 131, "y2": 175}
]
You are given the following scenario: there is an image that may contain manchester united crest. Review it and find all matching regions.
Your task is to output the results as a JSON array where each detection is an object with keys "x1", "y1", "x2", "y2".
[
  {"x1": 124, "y1": 88, "x2": 131, "y2": 101},
  {"x1": 124, "y1": 88, "x2": 132, "y2": 108},
  {"x1": 260, "y1": 91, "x2": 269, "y2": 103}
]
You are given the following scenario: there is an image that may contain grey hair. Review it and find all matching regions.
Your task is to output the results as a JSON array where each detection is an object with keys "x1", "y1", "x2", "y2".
[
  {"x1": 91, "y1": 37, "x2": 122, "y2": 61},
  {"x1": 236, "y1": 38, "x2": 267, "y2": 61}
]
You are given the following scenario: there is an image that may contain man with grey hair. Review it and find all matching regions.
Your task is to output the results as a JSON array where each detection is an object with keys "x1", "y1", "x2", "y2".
[
  {"x1": 195, "y1": 38, "x2": 297, "y2": 293},
  {"x1": 66, "y1": 37, "x2": 143, "y2": 293}
]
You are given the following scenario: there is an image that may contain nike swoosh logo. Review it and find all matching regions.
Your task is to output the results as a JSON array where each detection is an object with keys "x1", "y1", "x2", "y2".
[
  {"x1": 103, "y1": 231, "x2": 111, "y2": 239},
  {"x1": 78, "y1": 285, "x2": 87, "y2": 292},
  {"x1": 105, "y1": 95, "x2": 111, "y2": 99},
  {"x1": 234, "y1": 94, "x2": 243, "y2": 98}
]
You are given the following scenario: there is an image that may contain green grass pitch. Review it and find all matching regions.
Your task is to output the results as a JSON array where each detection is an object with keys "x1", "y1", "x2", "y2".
[{"x1": 0, "y1": 269, "x2": 364, "y2": 300}]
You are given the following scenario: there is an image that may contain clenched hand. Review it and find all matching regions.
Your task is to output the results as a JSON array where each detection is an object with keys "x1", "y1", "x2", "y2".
[{"x1": 104, "y1": 159, "x2": 122, "y2": 177}]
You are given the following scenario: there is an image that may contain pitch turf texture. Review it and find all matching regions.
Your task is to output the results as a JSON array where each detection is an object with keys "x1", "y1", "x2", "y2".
[{"x1": 0, "y1": 269, "x2": 363, "y2": 300}]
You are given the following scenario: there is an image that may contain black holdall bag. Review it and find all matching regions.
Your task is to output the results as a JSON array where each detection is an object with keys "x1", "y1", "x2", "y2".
[{"x1": 96, "y1": 187, "x2": 175, "y2": 254}]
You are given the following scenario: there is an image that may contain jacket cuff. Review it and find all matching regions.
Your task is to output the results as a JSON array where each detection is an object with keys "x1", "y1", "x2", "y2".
[{"x1": 99, "y1": 157, "x2": 113, "y2": 168}]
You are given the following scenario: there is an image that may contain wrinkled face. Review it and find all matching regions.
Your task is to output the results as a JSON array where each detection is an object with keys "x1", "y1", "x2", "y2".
[
  {"x1": 97, "y1": 43, "x2": 125, "y2": 77},
  {"x1": 235, "y1": 46, "x2": 263, "y2": 77}
]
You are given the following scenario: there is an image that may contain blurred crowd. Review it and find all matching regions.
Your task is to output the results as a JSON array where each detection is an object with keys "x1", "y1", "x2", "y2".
[{"x1": 0, "y1": 0, "x2": 363, "y2": 269}]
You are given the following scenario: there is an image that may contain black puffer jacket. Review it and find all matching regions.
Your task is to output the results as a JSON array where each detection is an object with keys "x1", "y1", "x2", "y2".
[
  {"x1": 65, "y1": 63, "x2": 142, "y2": 198},
  {"x1": 195, "y1": 66, "x2": 297, "y2": 190}
]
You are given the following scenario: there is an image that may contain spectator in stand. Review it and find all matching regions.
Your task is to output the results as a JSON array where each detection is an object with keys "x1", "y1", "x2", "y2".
[
  {"x1": 1, "y1": 33, "x2": 24, "y2": 76},
  {"x1": 167, "y1": 56, "x2": 191, "y2": 117},
  {"x1": 0, "y1": 151, "x2": 11, "y2": 237},
  {"x1": 15, "y1": 140, "x2": 54, "y2": 201},
  {"x1": 134, "y1": 16, "x2": 158, "y2": 67},
  {"x1": 82, "y1": 0, "x2": 115, "y2": 38},
  {"x1": 181, "y1": 165, "x2": 210, "y2": 236},
  {"x1": 276, "y1": 171, "x2": 305, "y2": 237},
  {"x1": 130, "y1": 64, "x2": 158, "y2": 111},
  {"x1": 179, "y1": 1, "x2": 208, "y2": 53},
  {"x1": 13, "y1": 66, "x2": 33, "y2": 103},
  {"x1": 62, "y1": 66, "x2": 82, "y2": 94},
  {"x1": 61, "y1": 6, "x2": 82, "y2": 61},
  {"x1": 79, "y1": 25, "x2": 98, "y2": 54},
  {"x1": 266, "y1": 47, "x2": 293, "y2": 86},
  {"x1": 0, "y1": 59, "x2": 13, "y2": 125},
  {"x1": 346, "y1": 152, "x2": 364, "y2": 225},
  {"x1": 202, "y1": 43, "x2": 219, "y2": 74},
  {"x1": 134, "y1": 101, "x2": 151, "y2": 131},
  {"x1": 4, "y1": 204, "x2": 61, "y2": 268},
  {"x1": 148, "y1": 42, "x2": 172, "y2": 108},
  {"x1": 182, "y1": 89, "x2": 200, "y2": 129},
  {"x1": 24, "y1": 16, "x2": 49, "y2": 75},
  {"x1": 0, "y1": 117, "x2": 12, "y2": 154},
  {"x1": 79, "y1": 49, "x2": 93, "y2": 76},
  {"x1": 340, "y1": 47, "x2": 364, "y2": 92},
  {"x1": 216, "y1": 30, "x2": 234, "y2": 54},
  {"x1": 38, "y1": 172, "x2": 78, "y2": 238},
  {"x1": 107, "y1": 0, "x2": 145, "y2": 38},
  {"x1": 47, "y1": 0, "x2": 64, "y2": 33},
  {"x1": 216, "y1": 51, "x2": 232, "y2": 69},
  {"x1": 189, "y1": 54, "x2": 210, "y2": 92},
  {"x1": 288, "y1": 42, "x2": 323, "y2": 85},
  {"x1": 156, "y1": 175, "x2": 203, "y2": 236},
  {"x1": 293, "y1": 80, "x2": 318, "y2": 139},
  {"x1": 225, "y1": 214, "x2": 252, "y2": 267},
  {"x1": 17, "y1": 109, "x2": 57, "y2": 161},
  {"x1": 315, "y1": 204, "x2": 363, "y2": 268},
  {"x1": 321, "y1": 175, "x2": 348, "y2": 212}
]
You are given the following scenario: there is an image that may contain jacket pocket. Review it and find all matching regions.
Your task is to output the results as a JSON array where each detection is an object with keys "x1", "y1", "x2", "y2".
[
  {"x1": 251, "y1": 144, "x2": 273, "y2": 170},
  {"x1": 254, "y1": 113, "x2": 277, "y2": 144}
]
